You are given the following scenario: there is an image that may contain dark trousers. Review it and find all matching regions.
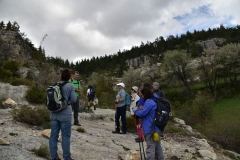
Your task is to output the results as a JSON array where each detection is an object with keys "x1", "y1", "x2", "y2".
[
  {"x1": 72, "y1": 98, "x2": 79, "y2": 124},
  {"x1": 115, "y1": 105, "x2": 127, "y2": 133}
]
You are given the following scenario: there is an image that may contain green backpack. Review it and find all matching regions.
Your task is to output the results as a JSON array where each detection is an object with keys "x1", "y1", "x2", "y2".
[{"x1": 46, "y1": 82, "x2": 69, "y2": 112}]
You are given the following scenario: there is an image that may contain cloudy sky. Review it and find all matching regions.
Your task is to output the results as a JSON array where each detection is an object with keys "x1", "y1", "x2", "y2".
[{"x1": 0, "y1": 0, "x2": 240, "y2": 63}]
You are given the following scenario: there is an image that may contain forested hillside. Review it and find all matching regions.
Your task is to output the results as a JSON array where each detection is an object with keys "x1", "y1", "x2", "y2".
[
  {"x1": 1, "y1": 21, "x2": 240, "y2": 78},
  {"x1": 1, "y1": 21, "x2": 240, "y2": 154}
]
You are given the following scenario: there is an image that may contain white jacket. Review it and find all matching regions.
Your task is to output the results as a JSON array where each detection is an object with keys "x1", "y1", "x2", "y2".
[{"x1": 130, "y1": 93, "x2": 140, "y2": 115}]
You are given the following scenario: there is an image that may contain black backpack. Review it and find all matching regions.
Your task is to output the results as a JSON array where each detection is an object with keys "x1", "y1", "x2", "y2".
[
  {"x1": 152, "y1": 97, "x2": 172, "y2": 131},
  {"x1": 90, "y1": 87, "x2": 95, "y2": 97},
  {"x1": 46, "y1": 82, "x2": 69, "y2": 112}
]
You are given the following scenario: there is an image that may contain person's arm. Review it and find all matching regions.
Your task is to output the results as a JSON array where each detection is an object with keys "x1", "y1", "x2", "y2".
[
  {"x1": 70, "y1": 84, "x2": 77, "y2": 103},
  {"x1": 86, "y1": 89, "x2": 89, "y2": 98},
  {"x1": 134, "y1": 99, "x2": 152, "y2": 118},
  {"x1": 116, "y1": 90, "x2": 126, "y2": 102}
]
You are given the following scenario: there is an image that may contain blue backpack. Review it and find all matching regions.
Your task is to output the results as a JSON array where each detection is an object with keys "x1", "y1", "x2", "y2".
[{"x1": 125, "y1": 92, "x2": 131, "y2": 106}]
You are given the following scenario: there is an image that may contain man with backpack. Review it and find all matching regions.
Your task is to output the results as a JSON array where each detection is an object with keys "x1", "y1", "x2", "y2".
[
  {"x1": 86, "y1": 85, "x2": 96, "y2": 110},
  {"x1": 69, "y1": 71, "x2": 81, "y2": 126},
  {"x1": 152, "y1": 82, "x2": 166, "y2": 137},
  {"x1": 152, "y1": 82, "x2": 165, "y2": 98},
  {"x1": 112, "y1": 82, "x2": 127, "y2": 134}
]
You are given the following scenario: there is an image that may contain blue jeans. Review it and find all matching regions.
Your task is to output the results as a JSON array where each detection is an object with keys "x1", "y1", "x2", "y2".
[
  {"x1": 115, "y1": 105, "x2": 127, "y2": 133},
  {"x1": 49, "y1": 113, "x2": 72, "y2": 160}
]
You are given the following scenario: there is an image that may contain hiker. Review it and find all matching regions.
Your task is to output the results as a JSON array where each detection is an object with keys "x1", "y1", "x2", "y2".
[
  {"x1": 49, "y1": 68, "x2": 77, "y2": 160},
  {"x1": 129, "y1": 86, "x2": 143, "y2": 142},
  {"x1": 112, "y1": 82, "x2": 127, "y2": 134},
  {"x1": 152, "y1": 82, "x2": 165, "y2": 98},
  {"x1": 70, "y1": 71, "x2": 81, "y2": 126},
  {"x1": 134, "y1": 83, "x2": 152, "y2": 142},
  {"x1": 130, "y1": 86, "x2": 140, "y2": 115},
  {"x1": 138, "y1": 83, "x2": 152, "y2": 110},
  {"x1": 152, "y1": 82, "x2": 166, "y2": 137},
  {"x1": 86, "y1": 85, "x2": 96, "y2": 110},
  {"x1": 134, "y1": 87, "x2": 165, "y2": 160}
]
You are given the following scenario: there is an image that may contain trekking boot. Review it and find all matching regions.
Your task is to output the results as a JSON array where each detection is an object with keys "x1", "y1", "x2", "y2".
[
  {"x1": 112, "y1": 130, "x2": 120, "y2": 134},
  {"x1": 94, "y1": 106, "x2": 96, "y2": 110},
  {"x1": 51, "y1": 158, "x2": 61, "y2": 160}
]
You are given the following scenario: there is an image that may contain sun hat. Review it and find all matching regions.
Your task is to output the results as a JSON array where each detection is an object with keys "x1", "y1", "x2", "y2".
[{"x1": 131, "y1": 86, "x2": 138, "y2": 92}]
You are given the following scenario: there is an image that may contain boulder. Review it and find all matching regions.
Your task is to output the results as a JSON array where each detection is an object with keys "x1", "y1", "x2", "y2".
[{"x1": 4, "y1": 98, "x2": 17, "y2": 107}]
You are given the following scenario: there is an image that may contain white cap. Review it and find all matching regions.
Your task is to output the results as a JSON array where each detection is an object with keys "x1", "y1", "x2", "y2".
[{"x1": 117, "y1": 82, "x2": 125, "y2": 88}]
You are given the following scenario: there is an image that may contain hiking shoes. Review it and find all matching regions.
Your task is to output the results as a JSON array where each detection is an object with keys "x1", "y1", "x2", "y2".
[
  {"x1": 51, "y1": 158, "x2": 61, "y2": 160},
  {"x1": 112, "y1": 130, "x2": 120, "y2": 134},
  {"x1": 119, "y1": 132, "x2": 126, "y2": 134},
  {"x1": 73, "y1": 123, "x2": 81, "y2": 126}
]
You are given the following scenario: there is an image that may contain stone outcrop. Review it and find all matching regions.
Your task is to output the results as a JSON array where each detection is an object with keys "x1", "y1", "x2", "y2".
[
  {"x1": 0, "y1": 82, "x2": 29, "y2": 105},
  {"x1": 0, "y1": 107, "x2": 237, "y2": 160},
  {"x1": 126, "y1": 55, "x2": 151, "y2": 68},
  {"x1": 196, "y1": 38, "x2": 226, "y2": 51},
  {"x1": 0, "y1": 30, "x2": 31, "y2": 64}
]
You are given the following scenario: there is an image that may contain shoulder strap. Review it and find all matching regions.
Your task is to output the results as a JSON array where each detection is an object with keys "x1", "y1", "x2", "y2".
[{"x1": 58, "y1": 82, "x2": 70, "y2": 102}]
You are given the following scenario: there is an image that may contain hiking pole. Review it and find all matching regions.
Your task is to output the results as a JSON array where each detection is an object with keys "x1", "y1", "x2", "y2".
[
  {"x1": 141, "y1": 140, "x2": 146, "y2": 160},
  {"x1": 139, "y1": 140, "x2": 143, "y2": 160}
]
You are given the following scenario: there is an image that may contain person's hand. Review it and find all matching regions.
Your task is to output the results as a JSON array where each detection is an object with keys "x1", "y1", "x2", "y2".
[{"x1": 139, "y1": 105, "x2": 143, "y2": 110}]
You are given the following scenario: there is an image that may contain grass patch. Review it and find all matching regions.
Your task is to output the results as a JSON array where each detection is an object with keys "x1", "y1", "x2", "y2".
[
  {"x1": 30, "y1": 144, "x2": 50, "y2": 158},
  {"x1": 76, "y1": 127, "x2": 86, "y2": 133},
  {"x1": 212, "y1": 94, "x2": 240, "y2": 115},
  {"x1": 9, "y1": 132, "x2": 18, "y2": 136},
  {"x1": 99, "y1": 115, "x2": 104, "y2": 120},
  {"x1": 97, "y1": 104, "x2": 113, "y2": 109},
  {"x1": 82, "y1": 108, "x2": 93, "y2": 113}
]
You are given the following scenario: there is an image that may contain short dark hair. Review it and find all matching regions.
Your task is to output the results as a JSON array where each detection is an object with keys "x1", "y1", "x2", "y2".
[
  {"x1": 141, "y1": 87, "x2": 153, "y2": 101},
  {"x1": 61, "y1": 68, "x2": 71, "y2": 81},
  {"x1": 143, "y1": 83, "x2": 152, "y2": 89}
]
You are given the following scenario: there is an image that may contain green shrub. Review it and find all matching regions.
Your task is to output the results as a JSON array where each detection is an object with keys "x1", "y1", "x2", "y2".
[
  {"x1": 10, "y1": 77, "x2": 35, "y2": 86},
  {"x1": 0, "y1": 66, "x2": 12, "y2": 82},
  {"x1": 191, "y1": 93, "x2": 213, "y2": 122},
  {"x1": 176, "y1": 93, "x2": 213, "y2": 126},
  {"x1": 0, "y1": 101, "x2": 7, "y2": 109},
  {"x1": 126, "y1": 115, "x2": 135, "y2": 133},
  {"x1": 30, "y1": 144, "x2": 50, "y2": 158},
  {"x1": 26, "y1": 86, "x2": 46, "y2": 104},
  {"x1": 11, "y1": 105, "x2": 50, "y2": 126},
  {"x1": 3, "y1": 60, "x2": 19, "y2": 72},
  {"x1": 98, "y1": 91, "x2": 115, "y2": 106}
]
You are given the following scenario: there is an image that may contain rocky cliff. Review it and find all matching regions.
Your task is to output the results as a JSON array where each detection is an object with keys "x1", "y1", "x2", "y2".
[
  {"x1": 0, "y1": 30, "x2": 31, "y2": 64},
  {"x1": 126, "y1": 38, "x2": 226, "y2": 68}
]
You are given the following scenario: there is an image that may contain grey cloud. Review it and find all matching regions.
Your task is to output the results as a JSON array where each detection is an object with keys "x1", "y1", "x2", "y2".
[{"x1": 0, "y1": 0, "x2": 239, "y2": 62}]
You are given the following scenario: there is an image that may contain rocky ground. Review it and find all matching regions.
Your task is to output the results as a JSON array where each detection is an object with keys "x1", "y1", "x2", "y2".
[{"x1": 0, "y1": 107, "x2": 238, "y2": 160}]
